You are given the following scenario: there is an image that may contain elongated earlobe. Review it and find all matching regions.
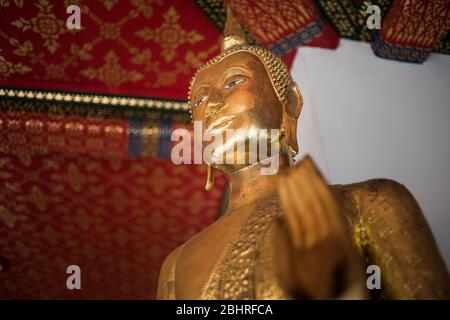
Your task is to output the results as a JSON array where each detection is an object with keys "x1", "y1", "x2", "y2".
[
  {"x1": 205, "y1": 165, "x2": 214, "y2": 191},
  {"x1": 279, "y1": 129, "x2": 295, "y2": 166},
  {"x1": 284, "y1": 85, "x2": 303, "y2": 118},
  {"x1": 282, "y1": 85, "x2": 303, "y2": 155}
]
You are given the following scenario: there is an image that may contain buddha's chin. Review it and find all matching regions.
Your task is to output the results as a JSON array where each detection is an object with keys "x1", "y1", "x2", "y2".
[
  {"x1": 211, "y1": 163, "x2": 249, "y2": 175},
  {"x1": 206, "y1": 150, "x2": 281, "y2": 175}
]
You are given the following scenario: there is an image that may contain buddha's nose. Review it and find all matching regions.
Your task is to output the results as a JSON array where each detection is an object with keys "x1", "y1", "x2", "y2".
[
  {"x1": 205, "y1": 102, "x2": 225, "y2": 118},
  {"x1": 205, "y1": 89, "x2": 225, "y2": 118}
]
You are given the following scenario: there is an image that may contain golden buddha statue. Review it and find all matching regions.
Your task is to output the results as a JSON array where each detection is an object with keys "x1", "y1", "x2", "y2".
[{"x1": 157, "y1": 8, "x2": 450, "y2": 300}]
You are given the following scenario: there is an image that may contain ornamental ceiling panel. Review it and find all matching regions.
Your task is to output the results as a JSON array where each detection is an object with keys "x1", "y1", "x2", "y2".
[{"x1": 0, "y1": 0, "x2": 222, "y2": 100}]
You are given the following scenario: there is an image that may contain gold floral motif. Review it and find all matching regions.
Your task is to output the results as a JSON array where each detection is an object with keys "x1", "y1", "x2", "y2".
[
  {"x1": 46, "y1": 43, "x2": 92, "y2": 80},
  {"x1": 105, "y1": 124, "x2": 124, "y2": 137},
  {"x1": 16, "y1": 185, "x2": 59, "y2": 211},
  {"x1": 81, "y1": 50, "x2": 144, "y2": 88},
  {"x1": 131, "y1": 0, "x2": 163, "y2": 18},
  {"x1": 0, "y1": 22, "x2": 93, "y2": 80},
  {"x1": 1, "y1": 1, "x2": 217, "y2": 90},
  {"x1": 101, "y1": 0, "x2": 118, "y2": 11},
  {"x1": 385, "y1": 0, "x2": 450, "y2": 48},
  {"x1": 46, "y1": 64, "x2": 67, "y2": 79},
  {"x1": 9, "y1": 38, "x2": 33, "y2": 57},
  {"x1": 129, "y1": 48, "x2": 153, "y2": 67},
  {"x1": 11, "y1": 0, "x2": 66, "y2": 54},
  {"x1": 25, "y1": 119, "x2": 44, "y2": 134},
  {"x1": 64, "y1": 0, "x2": 83, "y2": 8},
  {"x1": 0, "y1": 0, "x2": 23, "y2": 9},
  {"x1": 6, "y1": 119, "x2": 20, "y2": 129},
  {"x1": 0, "y1": 204, "x2": 16, "y2": 228},
  {"x1": 100, "y1": 22, "x2": 122, "y2": 40},
  {"x1": 7, "y1": 132, "x2": 25, "y2": 145},
  {"x1": 226, "y1": 0, "x2": 316, "y2": 44},
  {"x1": 87, "y1": 124, "x2": 101, "y2": 135},
  {"x1": 86, "y1": 5, "x2": 138, "y2": 50},
  {"x1": 50, "y1": 163, "x2": 97, "y2": 192},
  {"x1": 130, "y1": 43, "x2": 220, "y2": 88},
  {"x1": 141, "y1": 167, "x2": 170, "y2": 195},
  {"x1": 0, "y1": 52, "x2": 31, "y2": 79},
  {"x1": 47, "y1": 121, "x2": 62, "y2": 133},
  {"x1": 86, "y1": 137, "x2": 104, "y2": 150},
  {"x1": 136, "y1": 6, "x2": 204, "y2": 62},
  {"x1": 64, "y1": 121, "x2": 84, "y2": 136}
]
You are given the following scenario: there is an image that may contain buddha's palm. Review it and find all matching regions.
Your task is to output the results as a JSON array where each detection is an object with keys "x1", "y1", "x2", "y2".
[{"x1": 274, "y1": 156, "x2": 366, "y2": 299}]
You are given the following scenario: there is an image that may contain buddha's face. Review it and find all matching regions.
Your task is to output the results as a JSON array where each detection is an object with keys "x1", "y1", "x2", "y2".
[{"x1": 190, "y1": 51, "x2": 284, "y2": 173}]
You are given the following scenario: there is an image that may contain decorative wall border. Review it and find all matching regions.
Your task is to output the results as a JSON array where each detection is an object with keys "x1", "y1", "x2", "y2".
[
  {"x1": 0, "y1": 87, "x2": 189, "y2": 111},
  {"x1": 371, "y1": 33, "x2": 430, "y2": 63}
]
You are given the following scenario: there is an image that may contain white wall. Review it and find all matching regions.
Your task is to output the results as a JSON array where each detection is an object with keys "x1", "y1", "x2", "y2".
[{"x1": 293, "y1": 39, "x2": 450, "y2": 269}]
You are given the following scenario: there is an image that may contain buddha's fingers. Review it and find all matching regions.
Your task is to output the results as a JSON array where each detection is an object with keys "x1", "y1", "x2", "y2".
[
  {"x1": 302, "y1": 158, "x2": 348, "y2": 236},
  {"x1": 291, "y1": 158, "x2": 330, "y2": 248},
  {"x1": 300, "y1": 160, "x2": 365, "y2": 291},
  {"x1": 284, "y1": 168, "x2": 320, "y2": 250},
  {"x1": 278, "y1": 176, "x2": 305, "y2": 249}
]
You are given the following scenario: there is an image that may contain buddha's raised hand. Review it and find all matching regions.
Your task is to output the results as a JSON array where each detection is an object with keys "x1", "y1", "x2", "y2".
[{"x1": 274, "y1": 156, "x2": 366, "y2": 299}]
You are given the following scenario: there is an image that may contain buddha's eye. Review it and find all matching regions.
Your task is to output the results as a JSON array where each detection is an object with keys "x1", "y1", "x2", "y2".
[
  {"x1": 193, "y1": 96, "x2": 207, "y2": 109},
  {"x1": 224, "y1": 78, "x2": 245, "y2": 89}
]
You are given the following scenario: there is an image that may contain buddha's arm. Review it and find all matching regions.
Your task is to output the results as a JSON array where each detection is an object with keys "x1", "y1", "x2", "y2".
[
  {"x1": 156, "y1": 246, "x2": 182, "y2": 300},
  {"x1": 275, "y1": 156, "x2": 366, "y2": 299},
  {"x1": 346, "y1": 179, "x2": 450, "y2": 299}
]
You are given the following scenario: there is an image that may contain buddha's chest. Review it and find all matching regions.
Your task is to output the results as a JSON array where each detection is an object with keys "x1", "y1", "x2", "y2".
[{"x1": 199, "y1": 196, "x2": 288, "y2": 299}]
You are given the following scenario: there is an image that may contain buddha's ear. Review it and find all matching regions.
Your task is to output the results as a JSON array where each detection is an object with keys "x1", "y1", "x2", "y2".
[
  {"x1": 282, "y1": 85, "x2": 303, "y2": 154},
  {"x1": 284, "y1": 85, "x2": 303, "y2": 118}
]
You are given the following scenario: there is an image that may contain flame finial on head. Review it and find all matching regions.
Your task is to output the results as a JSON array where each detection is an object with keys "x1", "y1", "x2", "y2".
[{"x1": 221, "y1": 6, "x2": 248, "y2": 52}]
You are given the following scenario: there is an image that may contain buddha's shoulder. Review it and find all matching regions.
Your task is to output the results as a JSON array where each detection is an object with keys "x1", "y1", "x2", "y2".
[
  {"x1": 331, "y1": 178, "x2": 414, "y2": 203},
  {"x1": 156, "y1": 243, "x2": 183, "y2": 299},
  {"x1": 161, "y1": 244, "x2": 184, "y2": 270},
  {"x1": 331, "y1": 178, "x2": 408, "y2": 194},
  {"x1": 160, "y1": 211, "x2": 242, "y2": 270},
  {"x1": 330, "y1": 178, "x2": 419, "y2": 221},
  {"x1": 160, "y1": 221, "x2": 213, "y2": 269}
]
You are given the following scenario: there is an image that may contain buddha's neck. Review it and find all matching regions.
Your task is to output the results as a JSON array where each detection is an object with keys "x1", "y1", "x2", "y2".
[{"x1": 222, "y1": 153, "x2": 290, "y2": 214}]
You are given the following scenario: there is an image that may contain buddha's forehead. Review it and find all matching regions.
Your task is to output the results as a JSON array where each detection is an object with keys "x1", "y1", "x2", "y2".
[{"x1": 191, "y1": 51, "x2": 267, "y2": 90}]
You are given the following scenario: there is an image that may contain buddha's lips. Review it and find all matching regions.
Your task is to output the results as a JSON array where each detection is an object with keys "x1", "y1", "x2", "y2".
[{"x1": 206, "y1": 116, "x2": 234, "y2": 134}]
